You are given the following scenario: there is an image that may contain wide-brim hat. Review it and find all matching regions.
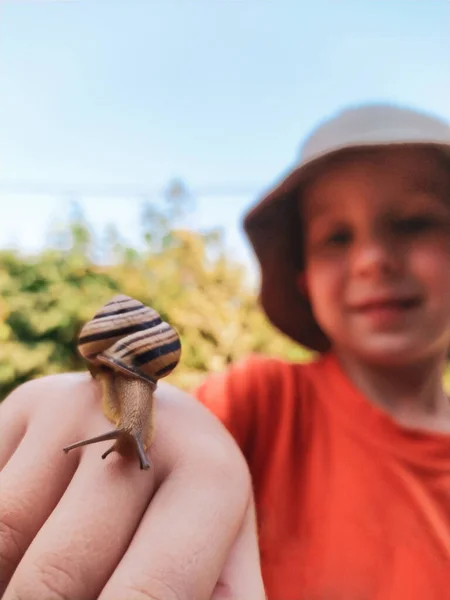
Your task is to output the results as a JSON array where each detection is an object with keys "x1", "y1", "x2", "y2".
[{"x1": 243, "y1": 103, "x2": 450, "y2": 352}]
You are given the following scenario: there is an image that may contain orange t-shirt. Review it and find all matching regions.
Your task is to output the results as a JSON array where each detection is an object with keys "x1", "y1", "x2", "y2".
[{"x1": 194, "y1": 352, "x2": 450, "y2": 600}]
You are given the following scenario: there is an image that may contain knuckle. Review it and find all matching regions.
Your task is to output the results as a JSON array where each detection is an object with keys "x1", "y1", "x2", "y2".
[
  {"x1": 191, "y1": 428, "x2": 250, "y2": 476},
  {"x1": 0, "y1": 512, "x2": 28, "y2": 584},
  {"x1": 183, "y1": 443, "x2": 252, "y2": 507},
  {"x1": 185, "y1": 430, "x2": 253, "y2": 489},
  {"x1": 25, "y1": 552, "x2": 78, "y2": 600},
  {"x1": 119, "y1": 576, "x2": 186, "y2": 600},
  {"x1": 19, "y1": 373, "x2": 93, "y2": 415},
  {"x1": 205, "y1": 439, "x2": 252, "y2": 490}
]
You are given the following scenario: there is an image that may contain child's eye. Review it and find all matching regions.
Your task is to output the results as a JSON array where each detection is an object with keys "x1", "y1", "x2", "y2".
[
  {"x1": 393, "y1": 216, "x2": 438, "y2": 234},
  {"x1": 325, "y1": 229, "x2": 351, "y2": 246}
]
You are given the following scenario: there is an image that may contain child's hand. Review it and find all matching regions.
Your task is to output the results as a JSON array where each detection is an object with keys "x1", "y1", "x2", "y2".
[{"x1": 0, "y1": 373, "x2": 265, "y2": 599}]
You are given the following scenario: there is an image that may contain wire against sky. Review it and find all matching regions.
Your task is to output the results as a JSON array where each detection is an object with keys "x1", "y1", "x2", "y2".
[{"x1": 0, "y1": 181, "x2": 262, "y2": 199}]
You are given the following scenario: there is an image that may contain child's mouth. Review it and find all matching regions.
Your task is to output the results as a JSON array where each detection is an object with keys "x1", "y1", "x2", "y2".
[{"x1": 350, "y1": 296, "x2": 422, "y2": 326}]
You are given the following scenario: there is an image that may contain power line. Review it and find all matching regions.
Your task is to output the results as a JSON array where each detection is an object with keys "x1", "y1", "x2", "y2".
[{"x1": 0, "y1": 180, "x2": 264, "y2": 199}]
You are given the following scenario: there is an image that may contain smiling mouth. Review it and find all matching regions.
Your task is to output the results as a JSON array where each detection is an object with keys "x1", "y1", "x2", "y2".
[{"x1": 351, "y1": 297, "x2": 421, "y2": 313}]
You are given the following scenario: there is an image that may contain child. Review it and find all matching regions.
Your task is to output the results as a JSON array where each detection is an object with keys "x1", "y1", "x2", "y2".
[
  {"x1": 1, "y1": 102, "x2": 450, "y2": 600},
  {"x1": 194, "y1": 102, "x2": 450, "y2": 599}
]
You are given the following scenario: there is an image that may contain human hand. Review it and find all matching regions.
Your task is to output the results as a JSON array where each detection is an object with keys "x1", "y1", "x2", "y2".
[{"x1": 0, "y1": 372, "x2": 266, "y2": 599}]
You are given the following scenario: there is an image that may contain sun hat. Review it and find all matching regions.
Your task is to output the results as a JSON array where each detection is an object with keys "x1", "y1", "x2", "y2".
[{"x1": 243, "y1": 102, "x2": 450, "y2": 352}]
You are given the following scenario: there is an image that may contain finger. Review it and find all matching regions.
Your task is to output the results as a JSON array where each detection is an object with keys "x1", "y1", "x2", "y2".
[
  {"x1": 0, "y1": 373, "x2": 108, "y2": 594},
  {"x1": 3, "y1": 429, "x2": 159, "y2": 600},
  {"x1": 212, "y1": 497, "x2": 266, "y2": 600},
  {"x1": 0, "y1": 415, "x2": 80, "y2": 593},
  {"x1": 98, "y1": 450, "x2": 252, "y2": 600},
  {"x1": 0, "y1": 374, "x2": 89, "y2": 472},
  {"x1": 0, "y1": 384, "x2": 29, "y2": 470}
]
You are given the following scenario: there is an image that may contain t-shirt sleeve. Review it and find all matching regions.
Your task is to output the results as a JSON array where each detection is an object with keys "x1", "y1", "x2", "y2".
[{"x1": 192, "y1": 353, "x2": 296, "y2": 458}]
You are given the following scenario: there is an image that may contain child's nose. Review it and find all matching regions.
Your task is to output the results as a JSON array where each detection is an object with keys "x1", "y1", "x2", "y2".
[{"x1": 350, "y1": 236, "x2": 400, "y2": 279}]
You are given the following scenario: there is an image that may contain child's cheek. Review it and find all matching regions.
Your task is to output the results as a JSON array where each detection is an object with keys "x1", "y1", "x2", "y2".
[
  {"x1": 411, "y1": 242, "x2": 450, "y2": 298},
  {"x1": 305, "y1": 260, "x2": 345, "y2": 327}
]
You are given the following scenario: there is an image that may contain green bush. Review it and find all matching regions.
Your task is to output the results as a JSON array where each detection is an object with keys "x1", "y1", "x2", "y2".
[{"x1": 0, "y1": 196, "x2": 309, "y2": 400}]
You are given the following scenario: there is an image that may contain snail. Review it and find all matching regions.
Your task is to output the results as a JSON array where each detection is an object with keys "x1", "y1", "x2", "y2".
[{"x1": 63, "y1": 294, "x2": 182, "y2": 470}]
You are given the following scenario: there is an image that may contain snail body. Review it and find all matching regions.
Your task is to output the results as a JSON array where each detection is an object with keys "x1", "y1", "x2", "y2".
[{"x1": 63, "y1": 294, "x2": 181, "y2": 470}]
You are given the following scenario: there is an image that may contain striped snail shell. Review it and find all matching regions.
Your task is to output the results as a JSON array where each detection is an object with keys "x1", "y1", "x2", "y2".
[
  {"x1": 77, "y1": 294, "x2": 181, "y2": 384},
  {"x1": 63, "y1": 295, "x2": 182, "y2": 470}
]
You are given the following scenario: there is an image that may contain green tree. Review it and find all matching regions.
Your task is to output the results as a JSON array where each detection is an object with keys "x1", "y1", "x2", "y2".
[{"x1": 0, "y1": 185, "x2": 309, "y2": 400}]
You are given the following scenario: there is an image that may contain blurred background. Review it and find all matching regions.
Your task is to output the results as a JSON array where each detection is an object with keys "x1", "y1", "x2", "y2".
[{"x1": 0, "y1": 0, "x2": 449, "y2": 399}]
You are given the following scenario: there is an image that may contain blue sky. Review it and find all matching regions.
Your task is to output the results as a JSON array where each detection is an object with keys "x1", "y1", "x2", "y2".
[{"x1": 1, "y1": 0, "x2": 449, "y2": 276}]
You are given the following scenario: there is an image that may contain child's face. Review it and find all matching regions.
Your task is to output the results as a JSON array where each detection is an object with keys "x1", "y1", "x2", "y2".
[{"x1": 301, "y1": 147, "x2": 450, "y2": 366}]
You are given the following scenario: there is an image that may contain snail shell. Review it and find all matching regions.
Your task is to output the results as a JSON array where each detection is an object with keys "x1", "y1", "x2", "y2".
[
  {"x1": 63, "y1": 294, "x2": 181, "y2": 470},
  {"x1": 77, "y1": 294, "x2": 181, "y2": 383}
]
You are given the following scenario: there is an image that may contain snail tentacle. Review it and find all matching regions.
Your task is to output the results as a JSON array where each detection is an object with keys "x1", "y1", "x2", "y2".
[{"x1": 63, "y1": 429, "x2": 120, "y2": 453}]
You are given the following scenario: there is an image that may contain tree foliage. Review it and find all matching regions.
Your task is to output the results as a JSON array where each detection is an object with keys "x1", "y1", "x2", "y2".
[
  {"x1": 3, "y1": 185, "x2": 447, "y2": 402},
  {"x1": 0, "y1": 187, "x2": 310, "y2": 400}
]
